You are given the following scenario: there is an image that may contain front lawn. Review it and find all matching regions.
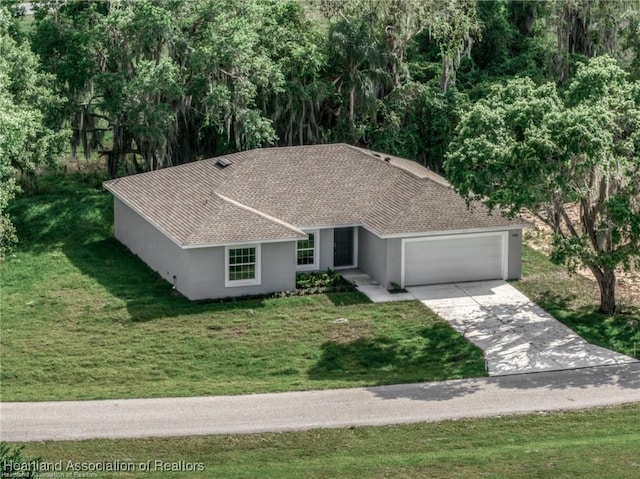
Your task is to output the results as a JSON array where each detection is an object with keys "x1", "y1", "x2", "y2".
[
  {"x1": 10, "y1": 404, "x2": 640, "y2": 478},
  {"x1": 0, "y1": 186, "x2": 484, "y2": 401},
  {"x1": 515, "y1": 246, "x2": 640, "y2": 358},
  {"x1": 3, "y1": 175, "x2": 637, "y2": 402}
]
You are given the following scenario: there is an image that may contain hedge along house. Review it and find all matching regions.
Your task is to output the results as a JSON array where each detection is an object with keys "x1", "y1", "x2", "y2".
[{"x1": 104, "y1": 144, "x2": 524, "y2": 300}]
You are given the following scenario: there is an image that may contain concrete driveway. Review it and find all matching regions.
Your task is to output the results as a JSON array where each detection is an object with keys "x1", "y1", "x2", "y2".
[{"x1": 408, "y1": 280, "x2": 637, "y2": 376}]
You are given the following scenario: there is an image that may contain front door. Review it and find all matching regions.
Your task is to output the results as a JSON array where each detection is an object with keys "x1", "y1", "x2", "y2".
[{"x1": 333, "y1": 227, "x2": 354, "y2": 267}]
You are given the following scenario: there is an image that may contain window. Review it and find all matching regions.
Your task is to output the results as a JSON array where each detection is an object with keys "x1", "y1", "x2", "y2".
[
  {"x1": 297, "y1": 230, "x2": 319, "y2": 271},
  {"x1": 297, "y1": 234, "x2": 315, "y2": 265},
  {"x1": 226, "y1": 245, "x2": 260, "y2": 286}
]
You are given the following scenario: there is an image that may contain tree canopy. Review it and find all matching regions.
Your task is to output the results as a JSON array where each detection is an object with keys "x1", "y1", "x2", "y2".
[
  {"x1": 18, "y1": 0, "x2": 639, "y2": 174},
  {"x1": 2, "y1": 0, "x2": 640, "y2": 302},
  {"x1": 445, "y1": 56, "x2": 640, "y2": 314},
  {"x1": 0, "y1": 7, "x2": 66, "y2": 258}
]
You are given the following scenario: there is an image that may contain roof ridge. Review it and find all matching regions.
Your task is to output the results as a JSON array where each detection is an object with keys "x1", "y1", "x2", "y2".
[
  {"x1": 342, "y1": 144, "x2": 387, "y2": 162},
  {"x1": 344, "y1": 144, "x2": 446, "y2": 185},
  {"x1": 214, "y1": 193, "x2": 306, "y2": 237},
  {"x1": 105, "y1": 144, "x2": 518, "y2": 246}
]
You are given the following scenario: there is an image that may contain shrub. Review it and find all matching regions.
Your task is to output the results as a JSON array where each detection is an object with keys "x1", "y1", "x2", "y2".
[{"x1": 295, "y1": 270, "x2": 356, "y2": 293}]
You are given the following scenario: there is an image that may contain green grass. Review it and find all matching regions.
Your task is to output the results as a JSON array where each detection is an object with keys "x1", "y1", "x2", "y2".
[
  {"x1": 514, "y1": 246, "x2": 640, "y2": 358},
  {"x1": 1, "y1": 183, "x2": 484, "y2": 401},
  {"x1": 3, "y1": 173, "x2": 638, "y2": 402},
  {"x1": 10, "y1": 404, "x2": 640, "y2": 478},
  {"x1": 15, "y1": 11, "x2": 35, "y2": 36}
]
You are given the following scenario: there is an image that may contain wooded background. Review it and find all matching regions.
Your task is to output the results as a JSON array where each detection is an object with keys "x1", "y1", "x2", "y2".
[
  {"x1": 4, "y1": 0, "x2": 639, "y2": 176},
  {"x1": 2, "y1": 0, "x2": 639, "y2": 313}
]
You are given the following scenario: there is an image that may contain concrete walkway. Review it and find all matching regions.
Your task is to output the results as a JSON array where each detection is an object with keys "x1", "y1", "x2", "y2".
[
  {"x1": 408, "y1": 281, "x2": 638, "y2": 376},
  {"x1": 2, "y1": 363, "x2": 639, "y2": 442}
]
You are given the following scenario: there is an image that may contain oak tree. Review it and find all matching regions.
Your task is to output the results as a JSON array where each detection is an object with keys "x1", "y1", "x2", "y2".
[{"x1": 445, "y1": 56, "x2": 640, "y2": 314}]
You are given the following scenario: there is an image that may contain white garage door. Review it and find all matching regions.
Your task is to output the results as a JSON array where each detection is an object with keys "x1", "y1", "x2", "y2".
[{"x1": 403, "y1": 234, "x2": 504, "y2": 286}]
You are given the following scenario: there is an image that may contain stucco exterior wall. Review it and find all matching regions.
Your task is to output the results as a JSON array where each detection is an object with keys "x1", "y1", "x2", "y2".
[
  {"x1": 180, "y1": 241, "x2": 297, "y2": 300},
  {"x1": 358, "y1": 227, "x2": 389, "y2": 288},
  {"x1": 386, "y1": 238, "x2": 403, "y2": 288},
  {"x1": 507, "y1": 229, "x2": 523, "y2": 280},
  {"x1": 115, "y1": 198, "x2": 296, "y2": 300},
  {"x1": 319, "y1": 228, "x2": 334, "y2": 270},
  {"x1": 114, "y1": 195, "x2": 522, "y2": 298},
  {"x1": 113, "y1": 198, "x2": 184, "y2": 287}
]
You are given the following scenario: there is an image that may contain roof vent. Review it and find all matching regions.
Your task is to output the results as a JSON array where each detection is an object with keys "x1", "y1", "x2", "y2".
[
  {"x1": 216, "y1": 158, "x2": 232, "y2": 168},
  {"x1": 384, "y1": 157, "x2": 391, "y2": 162}
]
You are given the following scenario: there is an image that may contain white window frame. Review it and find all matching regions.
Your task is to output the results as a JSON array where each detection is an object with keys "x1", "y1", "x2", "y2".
[
  {"x1": 225, "y1": 244, "x2": 261, "y2": 287},
  {"x1": 296, "y1": 229, "x2": 320, "y2": 272}
]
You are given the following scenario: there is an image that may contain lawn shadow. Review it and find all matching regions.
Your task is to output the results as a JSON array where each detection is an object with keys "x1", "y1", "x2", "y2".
[
  {"x1": 62, "y1": 238, "x2": 269, "y2": 322},
  {"x1": 11, "y1": 193, "x2": 268, "y2": 320},
  {"x1": 532, "y1": 290, "x2": 640, "y2": 357},
  {"x1": 534, "y1": 290, "x2": 578, "y2": 310},
  {"x1": 11, "y1": 192, "x2": 371, "y2": 322},
  {"x1": 9, "y1": 192, "x2": 113, "y2": 254},
  {"x1": 309, "y1": 337, "x2": 399, "y2": 375},
  {"x1": 307, "y1": 325, "x2": 485, "y2": 387}
]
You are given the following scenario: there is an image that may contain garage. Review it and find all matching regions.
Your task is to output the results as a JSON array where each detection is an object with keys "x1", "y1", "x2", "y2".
[{"x1": 402, "y1": 233, "x2": 506, "y2": 287}]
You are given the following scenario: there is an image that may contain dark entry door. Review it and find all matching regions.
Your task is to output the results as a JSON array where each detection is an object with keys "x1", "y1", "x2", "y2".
[{"x1": 333, "y1": 227, "x2": 354, "y2": 267}]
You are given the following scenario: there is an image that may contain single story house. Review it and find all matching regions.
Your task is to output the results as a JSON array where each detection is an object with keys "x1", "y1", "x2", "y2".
[{"x1": 104, "y1": 144, "x2": 523, "y2": 300}]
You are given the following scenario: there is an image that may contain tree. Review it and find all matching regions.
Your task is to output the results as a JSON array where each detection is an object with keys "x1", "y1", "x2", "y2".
[
  {"x1": 372, "y1": 82, "x2": 464, "y2": 170},
  {"x1": 0, "y1": 7, "x2": 66, "y2": 257},
  {"x1": 428, "y1": 0, "x2": 480, "y2": 92},
  {"x1": 445, "y1": 56, "x2": 640, "y2": 314},
  {"x1": 554, "y1": 0, "x2": 634, "y2": 83},
  {"x1": 31, "y1": 0, "x2": 289, "y2": 175},
  {"x1": 320, "y1": 0, "x2": 424, "y2": 88},
  {"x1": 31, "y1": 0, "x2": 185, "y2": 174},
  {"x1": 258, "y1": 0, "x2": 329, "y2": 146},
  {"x1": 327, "y1": 16, "x2": 389, "y2": 137},
  {"x1": 321, "y1": 0, "x2": 481, "y2": 92},
  {"x1": 186, "y1": 0, "x2": 283, "y2": 154},
  {"x1": 31, "y1": 1, "x2": 109, "y2": 164},
  {"x1": 622, "y1": 4, "x2": 640, "y2": 80}
]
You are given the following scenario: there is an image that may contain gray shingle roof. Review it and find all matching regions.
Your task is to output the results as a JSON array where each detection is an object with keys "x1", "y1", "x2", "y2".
[{"x1": 104, "y1": 144, "x2": 519, "y2": 247}]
